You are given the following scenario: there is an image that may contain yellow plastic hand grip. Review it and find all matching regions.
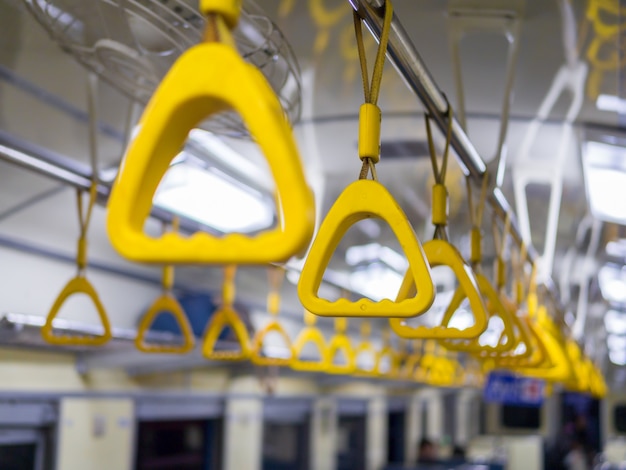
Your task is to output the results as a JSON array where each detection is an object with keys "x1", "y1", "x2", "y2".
[
  {"x1": 201, "y1": 306, "x2": 251, "y2": 361},
  {"x1": 495, "y1": 316, "x2": 544, "y2": 368},
  {"x1": 135, "y1": 293, "x2": 195, "y2": 354},
  {"x1": 326, "y1": 333, "x2": 356, "y2": 375},
  {"x1": 389, "y1": 239, "x2": 488, "y2": 339},
  {"x1": 516, "y1": 309, "x2": 572, "y2": 382},
  {"x1": 354, "y1": 341, "x2": 379, "y2": 376},
  {"x1": 298, "y1": 179, "x2": 434, "y2": 317},
  {"x1": 251, "y1": 321, "x2": 294, "y2": 367},
  {"x1": 438, "y1": 273, "x2": 515, "y2": 355},
  {"x1": 42, "y1": 277, "x2": 112, "y2": 347},
  {"x1": 292, "y1": 328, "x2": 330, "y2": 372},
  {"x1": 376, "y1": 345, "x2": 399, "y2": 379},
  {"x1": 107, "y1": 41, "x2": 315, "y2": 265}
]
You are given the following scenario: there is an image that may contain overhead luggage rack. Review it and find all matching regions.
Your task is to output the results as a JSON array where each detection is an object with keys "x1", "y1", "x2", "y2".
[{"x1": 348, "y1": 0, "x2": 564, "y2": 320}]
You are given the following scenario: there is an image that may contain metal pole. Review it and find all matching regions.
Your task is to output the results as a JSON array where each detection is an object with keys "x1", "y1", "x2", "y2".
[{"x1": 349, "y1": 0, "x2": 562, "y2": 306}]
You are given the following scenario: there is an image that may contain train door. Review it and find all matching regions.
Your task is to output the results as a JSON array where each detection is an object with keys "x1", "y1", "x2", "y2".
[
  {"x1": 387, "y1": 397, "x2": 407, "y2": 466},
  {"x1": 262, "y1": 397, "x2": 311, "y2": 470},
  {"x1": 337, "y1": 398, "x2": 367, "y2": 470},
  {"x1": 134, "y1": 397, "x2": 224, "y2": 470}
]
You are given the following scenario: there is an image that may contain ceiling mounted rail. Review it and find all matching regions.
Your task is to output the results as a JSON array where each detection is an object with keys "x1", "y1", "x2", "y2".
[{"x1": 348, "y1": 0, "x2": 563, "y2": 313}]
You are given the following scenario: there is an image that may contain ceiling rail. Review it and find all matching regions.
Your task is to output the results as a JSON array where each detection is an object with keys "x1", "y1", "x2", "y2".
[{"x1": 348, "y1": 0, "x2": 563, "y2": 313}]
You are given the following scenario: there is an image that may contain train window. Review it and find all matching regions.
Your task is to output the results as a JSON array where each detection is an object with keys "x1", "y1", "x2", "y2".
[
  {"x1": 500, "y1": 404, "x2": 541, "y2": 429},
  {"x1": 614, "y1": 404, "x2": 626, "y2": 433}
]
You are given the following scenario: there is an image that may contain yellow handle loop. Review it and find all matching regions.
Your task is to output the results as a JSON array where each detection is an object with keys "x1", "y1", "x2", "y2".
[
  {"x1": 251, "y1": 267, "x2": 293, "y2": 366},
  {"x1": 135, "y1": 217, "x2": 195, "y2": 354},
  {"x1": 42, "y1": 179, "x2": 113, "y2": 346},
  {"x1": 354, "y1": 0, "x2": 393, "y2": 171},
  {"x1": 291, "y1": 309, "x2": 330, "y2": 372},
  {"x1": 425, "y1": 107, "x2": 454, "y2": 241}
]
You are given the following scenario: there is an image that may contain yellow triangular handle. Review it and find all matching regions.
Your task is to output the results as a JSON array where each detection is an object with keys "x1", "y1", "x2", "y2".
[
  {"x1": 376, "y1": 346, "x2": 400, "y2": 378},
  {"x1": 107, "y1": 41, "x2": 315, "y2": 264},
  {"x1": 516, "y1": 308, "x2": 573, "y2": 382},
  {"x1": 201, "y1": 306, "x2": 251, "y2": 361},
  {"x1": 42, "y1": 277, "x2": 112, "y2": 347},
  {"x1": 291, "y1": 326, "x2": 330, "y2": 372},
  {"x1": 251, "y1": 321, "x2": 294, "y2": 366},
  {"x1": 298, "y1": 179, "x2": 435, "y2": 317},
  {"x1": 389, "y1": 239, "x2": 488, "y2": 339},
  {"x1": 354, "y1": 342, "x2": 378, "y2": 376},
  {"x1": 439, "y1": 272, "x2": 516, "y2": 354},
  {"x1": 135, "y1": 293, "x2": 195, "y2": 354},
  {"x1": 326, "y1": 334, "x2": 356, "y2": 374},
  {"x1": 493, "y1": 315, "x2": 541, "y2": 368}
]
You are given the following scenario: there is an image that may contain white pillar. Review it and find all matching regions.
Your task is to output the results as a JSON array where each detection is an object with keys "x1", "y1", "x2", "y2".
[
  {"x1": 310, "y1": 397, "x2": 338, "y2": 470},
  {"x1": 455, "y1": 390, "x2": 479, "y2": 446},
  {"x1": 404, "y1": 391, "x2": 425, "y2": 465},
  {"x1": 223, "y1": 377, "x2": 264, "y2": 470},
  {"x1": 56, "y1": 398, "x2": 134, "y2": 470},
  {"x1": 366, "y1": 395, "x2": 388, "y2": 470},
  {"x1": 425, "y1": 389, "x2": 444, "y2": 441}
]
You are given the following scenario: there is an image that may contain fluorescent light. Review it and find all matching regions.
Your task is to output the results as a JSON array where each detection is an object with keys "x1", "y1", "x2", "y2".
[
  {"x1": 605, "y1": 310, "x2": 626, "y2": 335},
  {"x1": 598, "y1": 264, "x2": 626, "y2": 304},
  {"x1": 609, "y1": 349, "x2": 626, "y2": 366},
  {"x1": 349, "y1": 262, "x2": 404, "y2": 301},
  {"x1": 478, "y1": 316, "x2": 505, "y2": 348},
  {"x1": 582, "y1": 141, "x2": 626, "y2": 224},
  {"x1": 607, "y1": 240, "x2": 626, "y2": 259},
  {"x1": 607, "y1": 334, "x2": 626, "y2": 351},
  {"x1": 345, "y1": 243, "x2": 408, "y2": 272},
  {"x1": 154, "y1": 160, "x2": 274, "y2": 233},
  {"x1": 596, "y1": 94, "x2": 626, "y2": 114},
  {"x1": 187, "y1": 129, "x2": 274, "y2": 193},
  {"x1": 447, "y1": 308, "x2": 475, "y2": 330}
]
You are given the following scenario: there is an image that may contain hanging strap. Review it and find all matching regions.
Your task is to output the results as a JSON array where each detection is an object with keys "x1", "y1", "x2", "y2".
[
  {"x1": 200, "y1": 0, "x2": 241, "y2": 39},
  {"x1": 266, "y1": 267, "x2": 285, "y2": 316},
  {"x1": 161, "y1": 218, "x2": 180, "y2": 292},
  {"x1": 425, "y1": 106, "x2": 454, "y2": 241},
  {"x1": 492, "y1": 213, "x2": 511, "y2": 291},
  {"x1": 353, "y1": 0, "x2": 393, "y2": 180},
  {"x1": 222, "y1": 264, "x2": 237, "y2": 307},
  {"x1": 466, "y1": 174, "x2": 490, "y2": 267}
]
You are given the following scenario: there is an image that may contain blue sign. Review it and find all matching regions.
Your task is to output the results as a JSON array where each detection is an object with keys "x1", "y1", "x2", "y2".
[{"x1": 483, "y1": 371, "x2": 545, "y2": 407}]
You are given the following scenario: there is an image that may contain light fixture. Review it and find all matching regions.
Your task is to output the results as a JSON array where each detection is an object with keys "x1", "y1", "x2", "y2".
[
  {"x1": 596, "y1": 94, "x2": 626, "y2": 114},
  {"x1": 345, "y1": 243, "x2": 408, "y2": 272},
  {"x1": 598, "y1": 264, "x2": 626, "y2": 304},
  {"x1": 478, "y1": 316, "x2": 505, "y2": 348},
  {"x1": 607, "y1": 239, "x2": 626, "y2": 259},
  {"x1": 605, "y1": 309, "x2": 626, "y2": 335},
  {"x1": 447, "y1": 306, "x2": 475, "y2": 330},
  {"x1": 582, "y1": 141, "x2": 626, "y2": 224},
  {"x1": 153, "y1": 154, "x2": 275, "y2": 233},
  {"x1": 348, "y1": 262, "x2": 405, "y2": 302},
  {"x1": 609, "y1": 349, "x2": 626, "y2": 366},
  {"x1": 607, "y1": 334, "x2": 626, "y2": 351}
]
